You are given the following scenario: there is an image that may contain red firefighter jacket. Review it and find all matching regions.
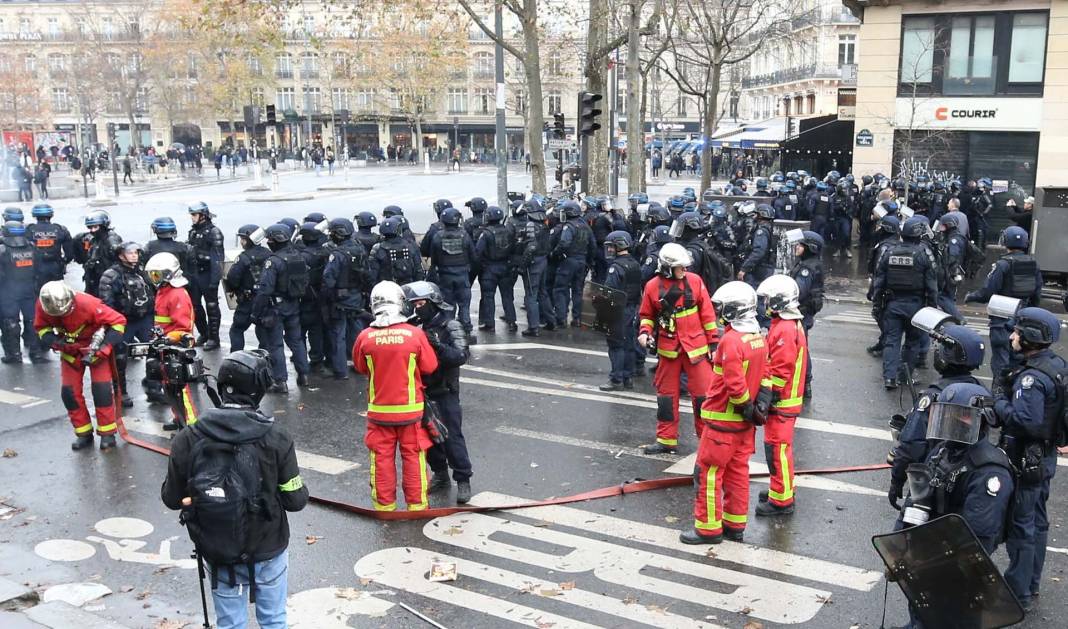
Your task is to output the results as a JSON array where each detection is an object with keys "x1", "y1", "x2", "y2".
[
  {"x1": 353, "y1": 322, "x2": 439, "y2": 424},
  {"x1": 761, "y1": 317, "x2": 808, "y2": 416},
  {"x1": 34, "y1": 292, "x2": 127, "y2": 364},
  {"x1": 700, "y1": 326, "x2": 768, "y2": 425},
  {"x1": 637, "y1": 272, "x2": 718, "y2": 362},
  {"x1": 154, "y1": 285, "x2": 195, "y2": 341}
]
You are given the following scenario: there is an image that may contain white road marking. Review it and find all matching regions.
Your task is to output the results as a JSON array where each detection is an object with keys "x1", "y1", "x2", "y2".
[
  {"x1": 472, "y1": 341, "x2": 609, "y2": 357},
  {"x1": 495, "y1": 425, "x2": 678, "y2": 461},
  {"x1": 286, "y1": 587, "x2": 395, "y2": 626},
  {"x1": 0, "y1": 388, "x2": 44, "y2": 405},
  {"x1": 423, "y1": 511, "x2": 829, "y2": 624},
  {"x1": 468, "y1": 492, "x2": 884, "y2": 592},
  {"x1": 662, "y1": 454, "x2": 884, "y2": 497},
  {"x1": 357, "y1": 546, "x2": 722, "y2": 629},
  {"x1": 20, "y1": 399, "x2": 52, "y2": 408}
]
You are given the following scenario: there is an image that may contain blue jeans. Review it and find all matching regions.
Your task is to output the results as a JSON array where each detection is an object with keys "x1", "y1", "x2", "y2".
[{"x1": 209, "y1": 550, "x2": 289, "y2": 629}]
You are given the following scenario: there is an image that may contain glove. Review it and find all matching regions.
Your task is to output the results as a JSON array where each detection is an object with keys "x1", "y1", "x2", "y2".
[
  {"x1": 755, "y1": 386, "x2": 773, "y2": 419},
  {"x1": 888, "y1": 482, "x2": 903, "y2": 510},
  {"x1": 996, "y1": 368, "x2": 1015, "y2": 393},
  {"x1": 741, "y1": 402, "x2": 766, "y2": 426}
]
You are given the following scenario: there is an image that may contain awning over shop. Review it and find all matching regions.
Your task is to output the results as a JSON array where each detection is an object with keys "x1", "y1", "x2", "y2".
[
  {"x1": 706, "y1": 118, "x2": 786, "y2": 149},
  {"x1": 780, "y1": 115, "x2": 855, "y2": 154}
]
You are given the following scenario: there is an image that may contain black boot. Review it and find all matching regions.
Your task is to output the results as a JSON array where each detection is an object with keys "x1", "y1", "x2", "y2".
[
  {"x1": 205, "y1": 300, "x2": 222, "y2": 350},
  {"x1": 296, "y1": 373, "x2": 310, "y2": 388},
  {"x1": 723, "y1": 527, "x2": 745, "y2": 542},
  {"x1": 756, "y1": 500, "x2": 794, "y2": 516},
  {"x1": 428, "y1": 471, "x2": 451, "y2": 494},
  {"x1": 679, "y1": 529, "x2": 722, "y2": 545},
  {"x1": 1, "y1": 353, "x2": 22, "y2": 364},
  {"x1": 99, "y1": 434, "x2": 117, "y2": 450},
  {"x1": 643, "y1": 442, "x2": 677, "y2": 455},
  {"x1": 455, "y1": 481, "x2": 471, "y2": 504},
  {"x1": 521, "y1": 328, "x2": 540, "y2": 338},
  {"x1": 268, "y1": 382, "x2": 288, "y2": 394},
  {"x1": 71, "y1": 434, "x2": 94, "y2": 450},
  {"x1": 507, "y1": 322, "x2": 518, "y2": 332}
]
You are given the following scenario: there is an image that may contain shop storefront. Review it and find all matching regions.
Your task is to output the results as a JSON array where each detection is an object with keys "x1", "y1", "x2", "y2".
[{"x1": 780, "y1": 115, "x2": 854, "y2": 176}]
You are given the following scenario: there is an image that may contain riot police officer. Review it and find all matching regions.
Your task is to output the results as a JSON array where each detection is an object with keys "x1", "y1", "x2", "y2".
[
  {"x1": 322, "y1": 218, "x2": 367, "y2": 380},
  {"x1": 738, "y1": 204, "x2": 776, "y2": 288},
  {"x1": 98, "y1": 242, "x2": 155, "y2": 406},
  {"x1": 427, "y1": 208, "x2": 475, "y2": 333},
  {"x1": 223, "y1": 225, "x2": 270, "y2": 353},
  {"x1": 298, "y1": 221, "x2": 331, "y2": 370},
  {"x1": 383, "y1": 205, "x2": 417, "y2": 245},
  {"x1": 551, "y1": 201, "x2": 596, "y2": 328},
  {"x1": 403, "y1": 280, "x2": 473, "y2": 504},
  {"x1": 463, "y1": 197, "x2": 488, "y2": 241},
  {"x1": 75, "y1": 210, "x2": 123, "y2": 297},
  {"x1": 829, "y1": 179, "x2": 855, "y2": 258},
  {"x1": 145, "y1": 217, "x2": 193, "y2": 277},
  {"x1": 993, "y1": 307, "x2": 1066, "y2": 612},
  {"x1": 354, "y1": 211, "x2": 382, "y2": 252},
  {"x1": 866, "y1": 215, "x2": 900, "y2": 357},
  {"x1": 600, "y1": 231, "x2": 642, "y2": 391},
  {"x1": 26, "y1": 203, "x2": 73, "y2": 289},
  {"x1": 807, "y1": 180, "x2": 832, "y2": 236},
  {"x1": 0, "y1": 221, "x2": 45, "y2": 364},
  {"x1": 872, "y1": 217, "x2": 938, "y2": 389},
  {"x1": 772, "y1": 180, "x2": 799, "y2": 220},
  {"x1": 368, "y1": 216, "x2": 423, "y2": 287},
  {"x1": 420, "y1": 199, "x2": 453, "y2": 264},
  {"x1": 935, "y1": 213, "x2": 967, "y2": 322},
  {"x1": 255, "y1": 223, "x2": 311, "y2": 393},
  {"x1": 965, "y1": 226, "x2": 1043, "y2": 381},
  {"x1": 475, "y1": 206, "x2": 517, "y2": 332},
  {"x1": 791, "y1": 230, "x2": 825, "y2": 335},
  {"x1": 515, "y1": 199, "x2": 552, "y2": 337},
  {"x1": 971, "y1": 178, "x2": 993, "y2": 250},
  {"x1": 888, "y1": 323, "x2": 986, "y2": 509},
  {"x1": 186, "y1": 202, "x2": 224, "y2": 350},
  {"x1": 640, "y1": 225, "x2": 673, "y2": 283},
  {"x1": 587, "y1": 197, "x2": 614, "y2": 284}
]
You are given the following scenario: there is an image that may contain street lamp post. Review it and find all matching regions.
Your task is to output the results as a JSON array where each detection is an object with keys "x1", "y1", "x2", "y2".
[{"x1": 493, "y1": 1, "x2": 507, "y2": 207}]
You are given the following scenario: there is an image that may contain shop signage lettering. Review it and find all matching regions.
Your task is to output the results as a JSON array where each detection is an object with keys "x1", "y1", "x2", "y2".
[{"x1": 934, "y1": 107, "x2": 998, "y2": 120}]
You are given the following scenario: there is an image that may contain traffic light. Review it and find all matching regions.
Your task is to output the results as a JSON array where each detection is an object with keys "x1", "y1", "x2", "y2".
[
  {"x1": 578, "y1": 91, "x2": 602, "y2": 136},
  {"x1": 553, "y1": 113, "x2": 565, "y2": 139},
  {"x1": 266, "y1": 104, "x2": 277, "y2": 126}
]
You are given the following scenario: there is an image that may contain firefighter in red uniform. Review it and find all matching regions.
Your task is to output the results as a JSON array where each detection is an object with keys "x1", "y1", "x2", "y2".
[
  {"x1": 755, "y1": 275, "x2": 808, "y2": 516},
  {"x1": 145, "y1": 252, "x2": 198, "y2": 429},
  {"x1": 683, "y1": 281, "x2": 767, "y2": 545},
  {"x1": 353, "y1": 281, "x2": 439, "y2": 511},
  {"x1": 637, "y1": 243, "x2": 718, "y2": 454},
  {"x1": 35, "y1": 280, "x2": 127, "y2": 451}
]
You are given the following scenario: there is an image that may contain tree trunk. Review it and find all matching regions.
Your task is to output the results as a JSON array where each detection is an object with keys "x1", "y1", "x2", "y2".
[
  {"x1": 625, "y1": 0, "x2": 643, "y2": 195},
  {"x1": 585, "y1": 0, "x2": 610, "y2": 195},
  {"x1": 415, "y1": 117, "x2": 423, "y2": 152},
  {"x1": 522, "y1": 5, "x2": 546, "y2": 194},
  {"x1": 699, "y1": 59, "x2": 721, "y2": 195},
  {"x1": 639, "y1": 71, "x2": 649, "y2": 190}
]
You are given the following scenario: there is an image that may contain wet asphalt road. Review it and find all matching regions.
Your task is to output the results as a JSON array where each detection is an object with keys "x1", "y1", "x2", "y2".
[{"x1": 1, "y1": 294, "x2": 1066, "y2": 628}]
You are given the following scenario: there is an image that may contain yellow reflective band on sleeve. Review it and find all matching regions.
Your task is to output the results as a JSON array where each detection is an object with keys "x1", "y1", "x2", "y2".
[
  {"x1": 703, "y1": 321, "x2": 717, "y2": 331},
  {"x1": 154, "y1": 315, "x2": 173, "y2": 324},
  {"x1": 640, "y1": 318, "x2": 655, "y2": 328},
  {"x1": 686, "y1": 345, "x2": 709, "y2": 358},
  {"x1": 768, "y1": 376, "x2": 787, "y2": 387},
  {"x1": 774, "y1": 397, "x2": 804, "y2": 408},
  {"x1": 37, "y1": 327, "x2": 51, "y2": 338},
  {"x1": 723, "y1": 512, "x2": 748, "y2": 524},
  {"x1": 74, "y1": 423, "x2": 93, "y2": 434},
  {"x1": 407, "y1": 353, "x2": 417, "y2": 405},
  {"x1": 279, "y1": 476, "x2": 304, "y2": 492},
  {"x1": 111, "y1": 324, "x2": 125, "y2": 333},
  {"x1": 675, "y1": 306, "x2": 698, "y2": 318},
  {"x1": 713, "y1": 364, "x2": 723, "y2": 375},
  {"x1": 657, "y1": 347, "x2": 679, "y2": 359},
  {"x1": 728, "y1": 390, "x2": 751, "y2": 405},
  {"x1": 695, "y1": 464, "x2": 722, "y2": 531},
  {"x1": 60, "y1": 352, "x2": 77, "y2": 363}
]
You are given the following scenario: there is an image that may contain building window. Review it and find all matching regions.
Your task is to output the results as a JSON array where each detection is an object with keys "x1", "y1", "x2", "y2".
[
  {"x1": 48, "y1": 53, "x2": 66, "y2": 76},
  {"x1": 806, "y1": 93, "x2": 816, "y2": 114},
  {"x1": 474, "y1": 88, "x2": 492, "y2": 114},
  {"x1": 276, "y1": 53, "x2": 292, "y2": 79},
  {"x1": 1009, "y1": 13, "x2": 1047, "y2": 83},
  {"x1": 276, "y1": 87, "x2": 295, "y2": 110},
  {"x1": 514, "y1": 90, "x2": 525, "y2": 115},
  {"x1": 302, "y1": 52, "x2": 318, "y2": 79},
  {"x1": 106, "y1": 87, "x2": 121, "y2": 113},
  {"x1": 677, "y1": 97, "x2": 687, "y2": 117},
  {"x1": 474, "y1": 52, "x2": 493, "y2": 79},
  {"x1": 547, "y1": 92, "x2": 561, "y2": 115},
  {"x1": 302, "y1": 87, "x2": 321, "y2": 113},
  {"x1": 47, "y1": 17, "x2": 59, "y2": 38},
  {"x1": 838, "y1": 35, "x2": 856, "y2": 67},
  {"x1": 52, "y1": 87, "x2": 70, "y2": 113},
  {"x1": 251, "y1": 87, "x2": 264, "y2": 106},
  {"x1": 247, "y1": 54, "x2": 262, "y2": 76},
  {"x1": 945, "y1": 15, "x2": 996, "y2": 94},
  {"x1": 135, "y1": 87, "x2": 149, "y2": 113},
  {"x1": 332, "y1": 87, "x2": 350, "y2": 111},
  {"x1": 19, "y1": 17, "x2": 30, "y2": 34},
  {"x1": 900, "y1": 17, "x2": 936, "y2": 84},
  {"x1": 23, "y1": 54, "x2": 35, "y2": 73},
  {"x1": 356, "y1": 89, "x2": 375, "y2": 111},
  {"x1": 102, "y1": 16, "x2": 113, "y2": 40},
  {"x1": 447, "y1": 87, "x2": 468, "y2": 113},
  {"x1": 331, "y1": 52, "x2": 347, "y2": 78},
  {"x1": 547, "y1": 51, "x2": 562, "y2": 75},
  {"x1": 390, "y1": 88, "x2": 405, "y2": 111},
  {"x1": 187, "y1": 53, "x2": 197, "y2": 79},
  {"x1": 303, "y1": 15, "x2": 314, "y2": 35}
]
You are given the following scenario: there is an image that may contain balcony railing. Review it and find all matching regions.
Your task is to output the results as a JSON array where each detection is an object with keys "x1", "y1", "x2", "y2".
[
  {"x1": 791, "y1": 6, "x2": 861, "y2": 30},
  {"x1": 276, "y1": 69, "x2": 293, "y2": 79},
  {"x1": 741, "y1": 64, "x2": 849, "y2": 89}
]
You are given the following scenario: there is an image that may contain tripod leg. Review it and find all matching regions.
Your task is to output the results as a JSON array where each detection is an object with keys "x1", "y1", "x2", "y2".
[{"x1": 195, "y1": 551, "x2": 212, "y2": 629}]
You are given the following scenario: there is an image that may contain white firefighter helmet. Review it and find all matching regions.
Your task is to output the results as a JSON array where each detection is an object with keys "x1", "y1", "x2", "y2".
[
  {"x1": 145, "y1": 252, "x2": 188, "y2": 288},
  {"x1": 39, "y1": 280, "x2": 76, "y2": 317},
  {"x1": 656, "y1": 242, "x2": 693, "y2": 277},
  {"x1": 756, "y1": 274, "x2": 802, "y2": 320},
  {"x1": 712, "y1": 280, "x2": 759, "y2": 332},
  {"x1": 369, "y1": 280, "x2": 409, "y2": 327}
]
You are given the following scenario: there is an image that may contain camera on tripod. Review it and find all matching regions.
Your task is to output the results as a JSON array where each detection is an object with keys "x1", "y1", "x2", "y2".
[{"x1": 127, "y1": 338, "x2": 206, "y2": 387}]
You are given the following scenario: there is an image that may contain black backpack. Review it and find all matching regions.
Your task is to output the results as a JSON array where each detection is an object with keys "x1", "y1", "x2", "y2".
[
  {"x1": 181, "y1": 427, "x2": 265, "y2": 597},
  {"x1": 962, "y1": 239, "x2": 986, "y2": 279},
  {"x1": 1024, "y1": 360, "x2": 1068, "y2": 447},
  {"x1": 685, "y1": 240, "x2": 727, "y2": 295}
]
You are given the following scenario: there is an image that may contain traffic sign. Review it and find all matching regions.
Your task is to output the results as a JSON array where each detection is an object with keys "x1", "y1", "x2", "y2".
[{"x1": 547, "y1": 138, "x2": 576, "y2": 150}]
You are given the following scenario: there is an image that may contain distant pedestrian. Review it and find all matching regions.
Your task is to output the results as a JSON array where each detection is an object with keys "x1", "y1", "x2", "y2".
[
  {"x1": 451, "y1": 147, "x2": 461, "y2": 172},
  {"x1": 17, "y1": 166, "x2": 33, "y2": 201},
  {"x1": 651, "y1": 150, "x2": 661, "y2": 177},
  {"x1": 122, "y1": 154, "x2": 133, "y2": 184},
  {"x1": 326, "y1": 147, "x2": 335, "y2": 175},
  {"x1": 34, "y1": 163, "x2": 49, "y2": 199},
  {"x1": 213, "y1": 152, "x2": 223, "y2": 179},
  {"x1": 524, "y1": 152, "x2": 531, "y2": 172}
]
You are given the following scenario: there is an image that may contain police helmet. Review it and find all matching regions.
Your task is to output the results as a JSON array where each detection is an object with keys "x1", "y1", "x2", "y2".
[
  {"x1": 151, "y1": 216, "x2": 178, "y2": 238},
  {"x1": 797, "y1": 170, "x2": 810, "y2": 179},
  {"x1": 785, "y1": 171, "x2": 798, "y2": 181},
  {"x1": 879, "y1": 215, "x2": 901, "y2": 235},
  {"x1": 237, "y1": 224, "x2": 266, "y2": 247},
  {"x1": 978, "y1": 177, "x2": 993, "y2": 189},
  {"x1": 379, "y1": 216, "x2": 403, "y2": 237},
  {"x1": 647, "y1": 205, "x2": 672, "y2": 226},
  {"x1": 755, "y1": 177, "x2": 769, "y2": 191},
  {"x1": 432, "y1": 199, "x2": 453, "y2": 216},
  {"x1": 927, "y1": 382, "x2": 993, "y2": 445},
  {"x1": 799, "y1": 230, "x2": 824, "y2": 256},
  {"x1": 668, "y1": 196, "x2": 686, "y2": 209},
  {"x1": 604, "y1": 230, "x2": 632, "y2": 252},
  {"x1": 31, "y1": 203, "x2": 54, "y2": 219},
  {"x1": 770, "y1": 173, "x2": 784, "y2": 184},
  {"x1": 2, "y1": 207, "x2": 23, "y2": 222},
  {"x1": 712, "y1": 281, "x2": 758, "y2": 324},
  {"x1": 116, "y1": 241, "x2": 143, "y2": 260},
  {"x1": 264, "y1": 223, "x2": 293, "y2": 244},
  {"x1": 522, "y1": 198, "x2": 544, "y2": 219},
  {"x1": 938, "y1": 213, "x2": 960, "y2": 231},
  {"x1": 657, "y1": 242, "x2": 693, "y2": 276},
  {"x1": 187, "y1": 201, "x2": 211, "y2": 216},
  {"x1": 383, "y1": 205, "x2": 404, "y2": 218},
  {"x1": 755, "y1": 204, "x2": 775, "y2": 220},
  {"x1": 355, "y1": 211, "x2": 377, "y2": 228},
  {"x1": 999, "y1": 226, "x2": 1029, "y2": 250},
  {"x1": 782, "y1": 180, "x2": 797, "y2": 193},
  {"x1": 815, "y1": 181, "x2": 830, "y2": 192},
  {"x1": 1014, "y1": 307, "x2": 1061, "y2": 346},
  {"x1": 628, "y1": 192, "x2": 649, "y2": 204},
  {"x1": 465, "y1": 197, "x2": 487, "y2": 213},
  {"x1": 84, "y1": 210, "x2": 110, "y2": 228},
  {"x1": 38, "y1": 280, "x2": 76, "y2": 317},
  {"x1": 901, "y1": 216, "x2": 928, "y2": 240},
  {"x1": 277, "y1": 218, "x2": 299, "y2": 238},
  {"x1": 441, "y1": 207, "x2": 463, "y2": 226},
  {"x1": 934, "y1": 324, "x2": 985, "y2": 372},
  {"x1": 652, "y1": 225, "x2": 673, "y2": 245},
  {"x1": 2, "y1": 220, "x2": 26, "y2": 238},
  {"x1": 303, "y1": 212, "x2": 327, "y2": 224},
  {"x1": 300, "y1": 221, "x2": 323, "y2": 241},
  {"x1": 757, "y1": 274, "x2": 801, "y2": 315},
  {"x1": 402, "y1": 280, "x2": 446, "y2": 307},
  {"x1": 560, "y1": 201, "x2": 582, "y2": 219},
  {"x1": 145, "y1": 252, "x2": 188, "y2": 288},
  {"x1": 711, "y1": 205, "x2": 729, "y2": 224},
  {"x1": 485, "y1": 206, "x2": 505, "y2": 224},
  {"x1": 861, "y1": 175, "x2": 874, "y2": 186},
  {"x1": 682, "y1": 187, "x2": 697, "y2": 201},
  {"x1": 678, "y1": 211, "x2": 704, "y2": 232},
  {"x1": 217, "y1": 349, "x2": 274, "y2": 406},
  {"x1": 328, "y1": 218, "x2": 355, "y2": 239}
]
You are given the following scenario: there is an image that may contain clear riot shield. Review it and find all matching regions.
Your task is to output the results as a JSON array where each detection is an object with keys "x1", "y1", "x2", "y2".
[
  {"x1": 580, "y1": 280, "x2": 626, "y2": 334},
  {"x1": 872, "y1": 514, "x2": 1024, "y2": 629},
  {"x1": 222, "y1": 255, "x2": 238, "y2": 311}
]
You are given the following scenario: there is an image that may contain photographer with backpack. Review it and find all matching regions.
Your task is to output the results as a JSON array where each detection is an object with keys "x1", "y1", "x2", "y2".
[{"x1": 161, "y1": 349, "x2": 308, "y2": 629}]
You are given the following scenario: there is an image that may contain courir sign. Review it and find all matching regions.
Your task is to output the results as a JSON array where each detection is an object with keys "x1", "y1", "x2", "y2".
[{"x1": 895, "y1": 97, "x2": 1042, "y2": 131}]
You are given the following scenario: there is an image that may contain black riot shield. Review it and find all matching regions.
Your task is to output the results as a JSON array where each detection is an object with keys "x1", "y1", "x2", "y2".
[
  {"x1": 872, "y1": 514, "x2": 1024, "y2": 629},
  {"x1": 580, "y1": 280, "x2": 626, "y2": 334}
]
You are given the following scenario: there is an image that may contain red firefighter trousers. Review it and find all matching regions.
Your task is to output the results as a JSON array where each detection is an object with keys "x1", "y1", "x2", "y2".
[
  {"x1": 652, "y1": 356, "x2": 712, "y2": 446},
  {"x1": 365, "y1": 422, "x2": 432, "y2": 512},
  {"x1": 60, "y1": 358, "x2": 117, "y2": 436},
  {"x1": 763, "y1": 414, "x2": 796, "y2": 507},
  {"x1": 693, "y1": 425, "x2": 755, "y2": 536}
]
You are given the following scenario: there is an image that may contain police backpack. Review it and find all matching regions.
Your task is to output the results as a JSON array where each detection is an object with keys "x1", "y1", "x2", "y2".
[
  {"x1": 1023, "y1": 359, "x2": 1068, "y2": 447},
  {"x1": 962, "y1": 239, "x2": 986, "y2": 279}
]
